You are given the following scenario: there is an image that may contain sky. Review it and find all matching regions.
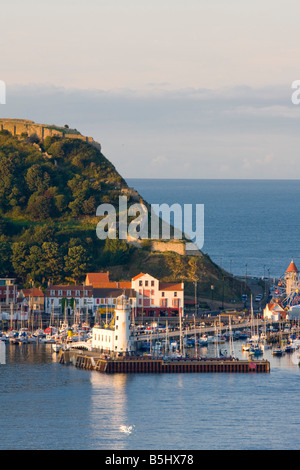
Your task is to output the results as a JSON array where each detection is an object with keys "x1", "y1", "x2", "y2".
[{"x1": 1, "y1": 0, "x2": 300, "y2": 179}]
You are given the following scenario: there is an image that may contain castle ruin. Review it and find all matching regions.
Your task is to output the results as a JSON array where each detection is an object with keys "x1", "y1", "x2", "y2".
[{"x1": 0, "y1": 118, "x2": 101, "y2": 151}]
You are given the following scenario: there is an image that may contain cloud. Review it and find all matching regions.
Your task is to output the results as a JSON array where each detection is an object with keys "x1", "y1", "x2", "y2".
[{"x1": 2, "y1": 83, "x2": 300, "y2": 179}]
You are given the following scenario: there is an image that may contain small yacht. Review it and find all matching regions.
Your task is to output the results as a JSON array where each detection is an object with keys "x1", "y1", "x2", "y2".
[{"x1": 272, "y1": 347, "x2": 284, "y2": 357}]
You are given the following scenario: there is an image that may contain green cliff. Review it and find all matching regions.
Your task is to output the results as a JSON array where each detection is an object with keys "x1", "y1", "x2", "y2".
[{"x1": 0, "y1": 123, "x2": 245, "y2": 305}]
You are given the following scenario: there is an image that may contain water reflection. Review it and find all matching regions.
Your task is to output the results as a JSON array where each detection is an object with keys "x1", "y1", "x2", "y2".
[{"x1": 90, "y1": 372, "x2": 132, "y2": 449}]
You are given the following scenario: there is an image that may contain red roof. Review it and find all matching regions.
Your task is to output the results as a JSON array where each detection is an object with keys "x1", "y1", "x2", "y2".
[
  {"x1": 132, "y1": 273, "x2": 146, "y2": 281},
  {"x1": 118, "y1": 281, "x2": 132, "y2": 289},
  {"x1": 159, "y1": 282, "x2": 183, "y2": 291},
  {"x1": 286, "y1": 260, "x2": 298, "y2": 273},
  {"x1": 85, "y1": 272, "x2": 110, "y2": 286},
  {"x1": 21, "y1": 288, "x2": 44, "y2": 297}
]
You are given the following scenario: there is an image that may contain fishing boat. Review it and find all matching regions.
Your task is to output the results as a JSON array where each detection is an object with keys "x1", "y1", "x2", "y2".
[{"x1": 249, "y1": 344, "x2": 263, "y2": 357}]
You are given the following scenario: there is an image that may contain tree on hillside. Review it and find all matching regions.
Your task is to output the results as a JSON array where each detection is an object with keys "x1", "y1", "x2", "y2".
[{"x1": 64, "y1": 245, "x2": 90, "y2": 282}]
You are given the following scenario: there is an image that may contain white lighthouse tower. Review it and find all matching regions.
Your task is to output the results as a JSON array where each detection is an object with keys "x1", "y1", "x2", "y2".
[
  {"x1": 92, "y1": 295, "x2": 135, "y2": 356},
  {"x1": 113, "y1": 295, "x2": 134, "y2": 355}
]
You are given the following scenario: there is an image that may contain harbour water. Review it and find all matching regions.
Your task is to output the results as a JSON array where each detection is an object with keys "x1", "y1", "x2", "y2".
[{"x1": 1, "y1": 341, "x2": 300, "y2": 450}]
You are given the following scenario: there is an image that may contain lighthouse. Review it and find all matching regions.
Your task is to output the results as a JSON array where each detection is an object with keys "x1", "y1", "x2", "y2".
[{"x1": 92, "y1": 295, "x2": 134, "y2": 356}]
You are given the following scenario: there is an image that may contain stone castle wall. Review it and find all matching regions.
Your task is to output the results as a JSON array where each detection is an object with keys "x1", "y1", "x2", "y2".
[
  {"x1": 150, "y1": 240, "x2": 186, "y2": 255},
  {"x1": 0, "y1": 119, "x2": 101, "y2": 151}
]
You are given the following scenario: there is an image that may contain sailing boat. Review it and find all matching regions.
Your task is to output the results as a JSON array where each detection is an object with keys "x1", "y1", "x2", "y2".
[
  {"x1": 272, "y1": 325, "x2": 285, "y2": 356},
  {"x1": 247, "y1": 295, "x2": 263, "y2": 356}
]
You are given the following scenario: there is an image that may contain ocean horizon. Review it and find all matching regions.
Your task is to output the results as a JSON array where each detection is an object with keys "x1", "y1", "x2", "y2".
[{"x1": 126, "y1": 178, "x2": 300, "y2": 280}]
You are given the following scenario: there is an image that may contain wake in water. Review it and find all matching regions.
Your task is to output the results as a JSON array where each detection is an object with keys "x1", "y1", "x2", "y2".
[{"x1": 120, "y1": 425, "x2": 135, "y2": 435}]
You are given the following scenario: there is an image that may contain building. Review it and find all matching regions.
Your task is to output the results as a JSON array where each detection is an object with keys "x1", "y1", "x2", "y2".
[
  {"x1": 131, "y1": 273, "x2": 184, "y2": 318},
  {"x1": 93, "y1": 287, "x2": 136, "y2": 320},
  {"x1": 0, "y1": 278, "x2": 17, "y2": 311},
  {"x1": 85, "y1": 272, "x2": 110, "y2": 287},
  {"x1": 45, "y1": 285, "x2": 93, "y2": 316},
  {"x1": 85, "y1": 271, "x2": 131, "y2": 290},
  {"x1": 285, "y1": 259, "x2": 299, "y2": 296},
  {"x1": 92, "y1": 295, "x2": 135, "y2": 355},
  {"x1": 18, "y1": 288, "x2": 45, "y2": 314},
  {"x1": 288, "y1": 305, "x2": 300, "y2": 321},
  {"x1": 263, "y1": 301, "x2": 286, "y2": 322}
]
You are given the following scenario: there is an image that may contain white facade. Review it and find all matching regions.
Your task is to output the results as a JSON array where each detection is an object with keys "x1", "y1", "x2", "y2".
[
  {"x1": 263, "y1": 302, "x2": 285, "y2": 321},
  {"x1": 92, "y1": 295, "x2": 135, "y2": 355},
  {"x1": 131, "y1": 273, "x2": 184, "y2": 315},
  {"x1": 45, "y1": 286, "x2": 93, "y2": 315}
]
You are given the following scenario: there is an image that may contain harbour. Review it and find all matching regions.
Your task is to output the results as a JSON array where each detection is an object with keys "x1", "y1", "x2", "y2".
[{"x1": 59, "y1": 350, "x2": 270, "y2": 374}]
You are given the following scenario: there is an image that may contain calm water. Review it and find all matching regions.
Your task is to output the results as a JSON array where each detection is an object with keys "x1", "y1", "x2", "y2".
[
  {"x1": 1, "y1": 342, "x2": 300, "y2": 450},
  {"x1": 127, "y1": 179, "x2": 300, "y2": 279}
]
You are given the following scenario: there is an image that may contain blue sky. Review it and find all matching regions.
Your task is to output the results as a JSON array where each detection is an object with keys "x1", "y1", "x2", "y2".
[{"x1": 1, "y1": 0, "x2": 300, "y2": 178}]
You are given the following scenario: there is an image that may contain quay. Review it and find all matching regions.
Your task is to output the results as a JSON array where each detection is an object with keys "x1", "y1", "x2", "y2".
[{"x1": 59, "y1": 350, "x2": 270, "y2": 374}]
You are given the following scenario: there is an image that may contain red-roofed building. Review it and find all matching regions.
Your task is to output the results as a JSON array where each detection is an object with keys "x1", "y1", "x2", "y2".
[
  {"x1": 131, "y1": 273, "x2": 184, "y2": 318},
  {"x1": 285, "y1": 259, "x2": 299, "y2": 296},
  {"x1": 45, "y1": 285, "x2": 93, "y2": 315},
  {"x1": 286, "y1": 260, "x2": 299, "y2": 273},
  {"x1": 85, "y1": 272, "x2": 110, "y2": 287},
  {"x1": 263, "y1": 300, "x2": 286, "y2": 321},
  {"x1": 18, "y1": 288, "x2": 44, "y2": 314}
]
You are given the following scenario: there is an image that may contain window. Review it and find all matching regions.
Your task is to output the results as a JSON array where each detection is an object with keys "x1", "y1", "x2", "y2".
[
  {"x1": 115, "y1": 336, "x2": 118, "y2": 340},
  {"x1": 116, "y1": 325, "x2": 118, "y2": 330},
  {"x1": 162, "y1": 292, "x2": 165, "y2": 297},
  {"x1": 145, "y1": 280, "x2": 148, "y2": 286},
  {"x1": 75, "y1": 290, "x2": 80, "y2": 296},
  {"x1": 67, "y1": 290, "x2": 71, "y2": 296},
  {"x1": 58, "y1": 290, "x2": 62, "y2": 296},
  {"x1": 50, "y1": 290, "x2": 55, "y2": 296},
  {"x1": 174, "y1": 292, "x2": 177, "y2": 297},
  {"x1": 151, "y1": 280, "x2": 154, "y2": 286},
  {"x1": 139, "y1": 280, "x2": 142, "y2": 286},
  {"x1": 116, "y1": 316, "x2": 119, "y2": 320}
]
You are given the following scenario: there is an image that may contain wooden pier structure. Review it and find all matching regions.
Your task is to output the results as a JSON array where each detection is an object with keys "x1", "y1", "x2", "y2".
[{"x1": 59, "y1": 350, "x2": 270, "y2": 374}]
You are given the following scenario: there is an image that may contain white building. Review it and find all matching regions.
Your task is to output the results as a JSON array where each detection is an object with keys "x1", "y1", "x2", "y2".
[
  {"x1": 45, "y1": 285, "x2": 93, "y2": 316},
  {"x1": 92, "y1": 295, "x2": 135, "y2": 355},
  {"x1": 263, "y1": 301, "x2": 286, "y2": 322},
  {"x1": 131, "y1": 273, "x2": 184, "y2": 318}
]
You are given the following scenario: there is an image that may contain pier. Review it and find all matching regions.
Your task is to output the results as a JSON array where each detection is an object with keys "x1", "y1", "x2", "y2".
[{"x1": 59, "y1": 350, "x2": 270, "y2": 374}]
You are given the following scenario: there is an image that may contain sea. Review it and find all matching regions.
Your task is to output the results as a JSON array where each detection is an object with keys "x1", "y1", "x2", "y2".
[
  {"x1": 127, "y1": 179, "x2": 300, "y2": 280},
  {"x1": 1, "y1": 179, "x2": 300, "y2": 452}
]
